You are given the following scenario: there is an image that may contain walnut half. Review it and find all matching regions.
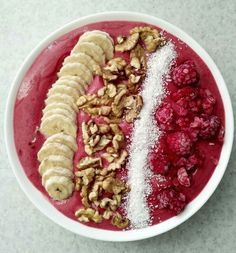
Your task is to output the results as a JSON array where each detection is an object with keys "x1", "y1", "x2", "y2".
[
  {"x1": 115, "y1": 33, "x2": 139, "y2": 52},
  {"x1": 130, "y1": 26, "x2": 166, "y2": 53},
  {"x1": 77, "y1": 156, "x2": 102, "y2": 170},
  {"x1": 111, "y1": 212, "x2": 129, "y2": 229},
  {"x1": 75, "y1": 208, "x2": 102, "y2": 223}
]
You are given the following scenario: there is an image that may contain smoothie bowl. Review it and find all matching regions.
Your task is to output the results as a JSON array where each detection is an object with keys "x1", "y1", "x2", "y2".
[{"x1": 5, "y1": 12, "x2": 234, "y2": 241}]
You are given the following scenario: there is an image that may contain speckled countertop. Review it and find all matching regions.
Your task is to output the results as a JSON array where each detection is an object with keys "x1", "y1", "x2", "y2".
[{"x1": 1, "y1": 0, "x2": 236, "y2": 252}]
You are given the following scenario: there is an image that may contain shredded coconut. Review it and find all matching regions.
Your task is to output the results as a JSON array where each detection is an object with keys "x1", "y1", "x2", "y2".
[{"x1": 126, "y1": 43, "x2": 176, "y2": 229}]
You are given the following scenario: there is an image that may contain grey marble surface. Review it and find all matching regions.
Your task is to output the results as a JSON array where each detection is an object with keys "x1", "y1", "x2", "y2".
[{"x1": 1, "y1": 0, "x2": 236, "y2": 252}]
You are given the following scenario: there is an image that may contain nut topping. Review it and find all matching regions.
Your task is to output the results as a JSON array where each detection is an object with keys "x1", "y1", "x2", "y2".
[
  {"x1": 111, "y1": 212, "x2": 129, "y2": 229},
  {"x1": 77, "y1": 156, "x2": 102, "y2": 170},
  {"x1": 75, "y1": 208, "x2": 102, "y2": 223},
  {"x1": 125, "y1": 95, "x2": 143, "y2": 123},
  {"x1": 130, "y1": 26, "x2": 166, "y2": 53},
  {"x1": 75, "y1": 168, "x2": 95, "y2": 186},
  {"x1": 107, "y1": 149, "x2": 128, "y2": 171},
  {"x1": 115, "y1": 33, "x2": 139, "y2": 52}
]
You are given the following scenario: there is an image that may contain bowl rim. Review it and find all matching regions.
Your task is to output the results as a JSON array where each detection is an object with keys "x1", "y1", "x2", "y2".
[{"x1": 4, "y1": 11, "x2": 234, "y2": 241}]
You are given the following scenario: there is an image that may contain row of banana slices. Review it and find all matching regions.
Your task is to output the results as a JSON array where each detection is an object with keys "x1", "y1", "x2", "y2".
[{"x1": 38, "y1": 30, "x2": 114, "y2": 200}]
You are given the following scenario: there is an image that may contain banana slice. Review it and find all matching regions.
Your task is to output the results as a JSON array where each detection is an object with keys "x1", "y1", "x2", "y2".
[
  {"x1": 43, "y1": 102, "x2": 75, "y2": 117},
  {"x1": 39, "y1": 155, "x2": 73, "y2": 175},
  {"x1": 45, "y1": 93, "x2": 77, "y2": 112},
  {"x1": 90, "y1": 30, "x2": 114, "y2": 45},
  {"x1": 59, "y1": 76, "x2": 88, "y2": 90},
  {"x1": 42, "y1": 167, "x2": 74, "y2": 187},
  {"x1": 79, "y1": 31, "x2": 114, "y2": 60},
  {"x1": 40, "y1": 114, "x2": 77, "y2": 137},
  {"x1": 44, "y1": 132, "x2": 77, "y2": 152},
  {"x1": 47, "y1": 84, "x2": 80, "y2": 101},
  {"x1": 45, "y1": 176, "x2": 74, "y2": 200},
  {"x1": 55, "y1": 78, "x2": 86, "y2": 95},
  {"x1": 38, "y1": 142, "x2": 74, "y2": 162},
  {"x1": 58, "y1": 62, "x2": 92, "y2": 84},
  {"x1": 63, "y1": 53, "x2": 101, "y2": 75},
  {"x1": 71, "y1": 41, "x2": 105, "y2": 65},
  {"x1": 42, "y1": 108, "x2": 76, "y2": 122}
]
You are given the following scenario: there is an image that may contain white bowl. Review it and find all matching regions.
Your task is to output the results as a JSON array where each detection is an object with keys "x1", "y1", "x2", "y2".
[{"x1": 5, "y1": 11, "x2": 234, "y2": 241}]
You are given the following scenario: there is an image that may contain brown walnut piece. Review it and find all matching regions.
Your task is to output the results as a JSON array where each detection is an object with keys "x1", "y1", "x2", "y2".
[
  {"x1": 125, "y1": 95, "x2": 143, "y2": 123},
  {"x1": 115, "y1": 33, "x2": 140, "y2": 52},
  {"x1": 130, "y1": 44, "x2": 147, "y2": 70},
  {"x1": 80, "y1": 185, "x2": 90, "y2": 207},
  {"x1": 130, "y1": 26, "x2": 166, "y2": 53},
  {"x1": 107, "y1": 149, "x2": 128, "y2": 171},
  {"x1": 111, "y1": 212, "x2": 130, "y2": 229},
  {"x1": 102, "y1": 58, "x2": 127, "y2": 81},
  {"x1": 75, "y1": 168, "x2": 95, "y2": 186},
  {"x1": 105, "y1": 58, "x2": 127, "y2": 72},
  {"x1": 77, "y1": 156, "x2": 102, "y2": 170},
  {"x1": 102, "y1": 177, "x2": 126, "y2": 194},
  {"x1": 75, "y1": 208, "x2": 102, "y2": 223},
  {"x1": 82, "y1": 121, "x2": 121, "y2": 155}
]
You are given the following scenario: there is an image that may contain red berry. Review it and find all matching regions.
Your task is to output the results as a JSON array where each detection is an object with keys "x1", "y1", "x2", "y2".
[
  {"x1": 185, "y1": 127, "x2": 199, "y2": 142},
  {"x1": 200, "y1": 116, "x2": 220, "y2": 139},
  {"x1": 200, "y1": 89, "x2": 216, "y2": 115},
  {"x1": 177, "y1": 167, "x2": 191, "y2": 187},
  {"x1": 155, "y1": 102, "x2": 174, "y2": 130},
  {"x1": 189, "y1": 100, "x2": 201, "y2": 113},
  {"x1": 167, "y1": 131, "x2": 193, "y2": 156},
  {"x1": 172, "y1": 61, "x2": 199, "y2": 87},
  {"x1": 173, "y1": 98, "x2": 189, "y2": 116},
  {"x1": 150, "y1": 175, "x2": 173, "y2": 192},
  {"x1": 175, "y1": 154, "x2": 202, "y2": 171},
  {"x1": 156, "y1": 189, "x2": 186, "y2": 214},
  {"x1": 172, "y1": 87, "x2": 199, "y2": 102},
  {"x1": 176, "y1": 117, "x2": 190, "y2": 128},
  {"x1": 150, "y1": 153, "x2": 171, "y2": 174},
  {"x1": 190, "y1": 115, "x2": 220, "y2": 140}
]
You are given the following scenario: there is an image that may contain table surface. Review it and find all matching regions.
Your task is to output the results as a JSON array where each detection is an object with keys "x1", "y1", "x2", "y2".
[{"x1": 1, "y1": 0, "x2": 236, "y2": 252}]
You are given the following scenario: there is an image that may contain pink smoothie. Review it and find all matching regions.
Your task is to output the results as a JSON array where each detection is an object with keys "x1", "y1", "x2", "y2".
[{"x1": 14, "y1": 21, "x2": 224, "y2": 230}]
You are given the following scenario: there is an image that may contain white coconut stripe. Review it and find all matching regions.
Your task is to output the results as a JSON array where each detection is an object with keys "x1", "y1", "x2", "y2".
[{"x1": 126, "y1": 43, "x2": 176, "y2": 229}]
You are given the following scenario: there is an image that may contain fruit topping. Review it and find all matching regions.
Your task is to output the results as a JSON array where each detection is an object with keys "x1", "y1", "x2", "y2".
[
  {"x1": 190, "y1": 115, "x2": 221, "y2": 140},
  {"x1": 177, "y1": 167, "x2": 191, "y2": 187},
  {"x1": 155, "y1": 102, "x2": 174, "y2": 130},
  {"x1": 150, "y1": 153, "x2": 171, "y2": 174},
  {"x1": 172, "y1": 60, "x2": 199, "y2": 87},
  {"x1": 200, "y1": 88, "x2": 216, "y2": 115},
  {"x1": 166, "y1": 131, "x2": 193, "y2": 156},
  {"x1": 175, "y1": 154, "x2": 202, "y2": 171},
  {"x1": 155, "y1": 189, "x2": 186, "y2": 214}
]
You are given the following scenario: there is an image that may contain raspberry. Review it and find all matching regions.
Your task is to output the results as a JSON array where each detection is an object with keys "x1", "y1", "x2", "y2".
[
  {"x1": 200, "y1": 116, "x2": 220, "y2": 139},
  {"x1": 150, "y1": 153, "x2": 171, "y2": 174},
  {"x1": 156, "y1": 189, "x2": 186, "y2": 214},
  {"x1": 190, "y1": 115, "x2": 220, "y2": 140},
  {"x1": 175, "y1": 154, "x2": 202, "y2": 171},
  {"x1": 176, "y1": 117, "x2": 190, "y2": 128},
  {"x1": 200, "y1": 89, "x2": 216, "y2": 115},
  {"x1": 150, "y1": 175, "x2": 173, "y2": 192},
  {"x1": 155, "y1": 102, "x2": 174, "y2": 130},
  {"x1": 166, "y1": 131, "x2": 193, "y2": 156},
  {"x1": 189, "y1": 99, "x2": 202, "y2": 113},
  {"x1": 173, "y1": 98, "x2": 189, "y2": 116},
  {"x1": 172, "y1": 87, "x2": 199, "y2": 102},
  {"x1": 185, "y1": 127, "x2": 199, "y2": 142},
  {"x1": 172, "y1": 61, "x2": 199, "y2": 87},
  {"x1": 177, "y1": 167, "x2": 191, "y2": 187}
]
